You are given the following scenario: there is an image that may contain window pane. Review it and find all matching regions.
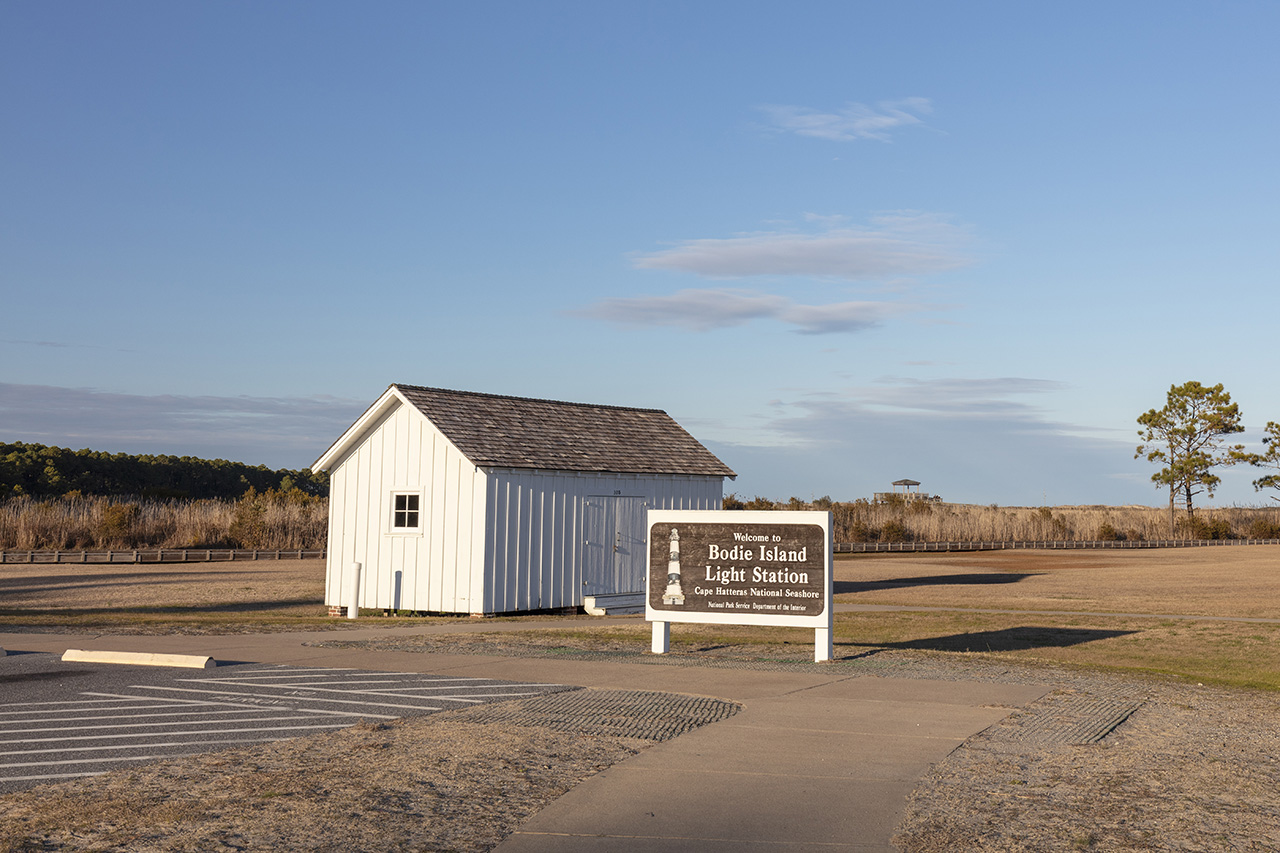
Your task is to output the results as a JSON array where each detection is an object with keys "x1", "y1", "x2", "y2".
[{"x1": 393, "y1": 493, "x2": 420, "y2": 529}]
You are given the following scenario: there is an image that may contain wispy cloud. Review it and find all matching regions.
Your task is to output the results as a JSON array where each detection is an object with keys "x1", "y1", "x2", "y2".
[
  {"x1": 571, "y1": 288, "x2": 908, "y2": 334},
  {"x1": 854, "y1": 376, "x2": 1068, "y2": 415},
  {"x1": 713, "y1": 377, "x2": 1074, "y2": 451},
  {"x1": 632, "y1": 212, "x2": 972, "y2": 281},
  {"x1": 0, "y1": 383, "x2": 365, "y2": 468},
  {"x1": 757, "y1": 97, "x2": 932, "y2": 142},
  {"x1": 701, "y1": 377, "x2": 1147, "y2": 505},
  {"x1": 1, "y1": 338, "x2": 136, "y2": 353}
]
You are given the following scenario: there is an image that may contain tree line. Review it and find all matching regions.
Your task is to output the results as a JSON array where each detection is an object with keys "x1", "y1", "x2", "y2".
[
  {"x1": 0, "y1": 441, "x2": 328, "y2": 500},
  {"x1": 1136, "y1": 381, "x2": 1280, "y2": 534}
]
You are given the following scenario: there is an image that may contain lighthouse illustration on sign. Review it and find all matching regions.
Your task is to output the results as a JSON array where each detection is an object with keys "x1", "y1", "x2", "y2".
[{"x1": 662, "y1": 527, "x2": 685, "y2": 605}]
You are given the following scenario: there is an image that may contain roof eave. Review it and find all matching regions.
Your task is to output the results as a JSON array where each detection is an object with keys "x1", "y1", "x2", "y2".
[
  {"x1": 478, "y1": 464, "x2": 735, "y2": 479},
  {"x1": 312, "y1": 385, "x2": 410, "y2": 472}
]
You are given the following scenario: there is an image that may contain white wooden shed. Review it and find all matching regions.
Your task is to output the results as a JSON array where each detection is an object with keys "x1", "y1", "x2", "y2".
[{"x1": 312, "y1": 384, "x2": 736, "y2": 616}]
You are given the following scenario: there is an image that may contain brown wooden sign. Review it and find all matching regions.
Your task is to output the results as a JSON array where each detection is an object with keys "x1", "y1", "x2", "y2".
[
  {"x1": 647, "y1": 520, "x2": 827, "y2": 618},
  {"x1": 645, "y1": 510, "x2": 833, "y2": 661}
]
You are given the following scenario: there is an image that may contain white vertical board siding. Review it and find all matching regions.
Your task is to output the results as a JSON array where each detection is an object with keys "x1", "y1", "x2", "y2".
[
  {"x1": 323, "y1": 401, "x2": 482, "y2": 614},
  {"x1": 480, "y1": 470, "x2": 723, "y2": 614},
  {"x1": 325, "y1": 402, "x2": 725, "y2": 615}
]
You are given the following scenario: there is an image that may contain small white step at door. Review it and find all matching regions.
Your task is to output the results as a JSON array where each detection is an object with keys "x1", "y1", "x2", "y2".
[{"x1": 583, "y1": 592, "x2": 645, "y2": 616}]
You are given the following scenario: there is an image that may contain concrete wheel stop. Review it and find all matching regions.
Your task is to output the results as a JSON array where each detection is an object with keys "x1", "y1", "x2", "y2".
[{"x1": 61, "y1": 649, "x2": 216, "y2": 669}]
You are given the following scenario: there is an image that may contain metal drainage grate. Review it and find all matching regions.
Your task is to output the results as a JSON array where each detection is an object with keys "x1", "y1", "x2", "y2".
[
  {"x1": 453, "y1": 689, "x2": 742, "y2": 742},
  {"x1": 997, "y1": 692, "x2": 1145, "y2": 745}
]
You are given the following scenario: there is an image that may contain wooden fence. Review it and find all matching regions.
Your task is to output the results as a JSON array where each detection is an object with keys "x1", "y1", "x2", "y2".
[
  {"x1": 834, "y1": 539, "x2": 1280, "y2": 553},
  {"x1": 0, "y1": 549, "x2": 326, "y2": 564},
  {"x1": 4, "y1": 540, "x2": 1278, "y2": 563}
]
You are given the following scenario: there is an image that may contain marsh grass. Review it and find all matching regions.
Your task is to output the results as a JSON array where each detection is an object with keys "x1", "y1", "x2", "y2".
[
  {"x1": 6, "y1": 495, "x2": 1278, "y2": 552},
  {"x1": 0, "y1": 490, "x2": 327, "y2": 550},
  {"x1": 741, "y1": 496, "x2": 1280, "y2": 543}
]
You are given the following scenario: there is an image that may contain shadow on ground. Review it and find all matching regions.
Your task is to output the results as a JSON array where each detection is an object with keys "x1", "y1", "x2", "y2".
[
  {"x1": 0, "y1": 570, "x2": 298, "y2": 596},
  {"x1": 835, "y1": 572, "x2": 1042, "y2": 595},
  {"x1": 0, "y1": 598, "x2": 322, "y2": 617},
  {"x1": 837, "y1": 626, "x2": 1136, "y2": 656}
]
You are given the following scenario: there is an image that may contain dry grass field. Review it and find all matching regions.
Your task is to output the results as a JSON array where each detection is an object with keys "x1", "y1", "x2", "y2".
[
  {"x1": 832, "y1": 546, "x2": 1280, "y2": 690},
  {"x1": 0, "y1": 494, "x2": 328, "y2": 551},
  {"x1": 4, "y1": 548, "x2": 1280, "y2": 851},
  {"x1": 834, "y1": 546, "x2": 1280, "y2": 617},
  {"x1": 0, "y1": 558, "x2": 340, "y2": 632},
  {"x1": 5, "y1": 548, "x2": 1280, "y2": 685}
]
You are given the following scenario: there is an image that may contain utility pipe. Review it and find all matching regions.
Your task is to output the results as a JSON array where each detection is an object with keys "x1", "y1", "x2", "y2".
[{"x1": 348, "y1": 561, "x2": 362, "y2": 620}]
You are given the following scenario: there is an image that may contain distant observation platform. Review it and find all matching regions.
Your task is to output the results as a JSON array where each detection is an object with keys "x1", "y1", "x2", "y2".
[{"x1": 873, "y1": 478, "x2": 942, "y2": 503}]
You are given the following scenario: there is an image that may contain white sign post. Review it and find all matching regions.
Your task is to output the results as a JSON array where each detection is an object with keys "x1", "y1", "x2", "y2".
[{"x1": 645, "y1": 510, "x2": 834, "y2": 662}]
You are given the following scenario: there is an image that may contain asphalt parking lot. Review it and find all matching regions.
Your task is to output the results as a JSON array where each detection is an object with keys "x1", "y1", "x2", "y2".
[{"x1": 0, "y1": 651, "x2": 572, "y2": 793}]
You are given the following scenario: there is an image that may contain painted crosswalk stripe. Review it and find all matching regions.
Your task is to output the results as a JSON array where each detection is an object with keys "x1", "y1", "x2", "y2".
[
  {"x1": 191, "y1": 673, "x2": 489, "y2": 684},
  {"x1": 175, "y1": 679, "x2": 561, "y2": 696},
  {"x1": 0, "y1": 715, "x2": 344, "y2": 740},
  {"x1": 5, "y1": 772, "x2": 112, "y2": 782},
  {"x1": 0, "y1": 748, "x2": 264, "y2": 769},
  {"x1": 82, "y1": 691, "x2": 287, "y2": 709},
  {"x1": 1, "y1": 737, "x2": 295, "y2": 757},
  {"x1": 0, "y1": 708, "x2": 298, "y2": 725},
  {"x1": 0, "y1": 662, "x2": 570, "y2": 793},
  {"x1": 133, "y1": 684, "x2": 444, "y2": 712},
  {"x1": 0, "y1": 724, "x2": 353, "y2": 755},
  {"x1": 0, "y1": 697, "x2": 219, "y2": 710},
  {"x1": 226, "y1": 667, "x2": 358, "y2": 674}
]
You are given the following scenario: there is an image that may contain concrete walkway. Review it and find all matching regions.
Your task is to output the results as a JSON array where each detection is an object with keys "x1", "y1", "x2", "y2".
[{"x1": 0, "y1": 623, "x2": 1047, "y2": 851}]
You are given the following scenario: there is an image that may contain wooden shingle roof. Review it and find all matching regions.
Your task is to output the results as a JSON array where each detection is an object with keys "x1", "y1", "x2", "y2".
[{"x1": 392, "y1": 384, "x2": 735, "y2": 478}]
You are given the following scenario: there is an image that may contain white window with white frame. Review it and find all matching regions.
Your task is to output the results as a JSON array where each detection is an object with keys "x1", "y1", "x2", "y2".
[{"x1": 389, "y1": 490, "x2": 424, "y2": 534}]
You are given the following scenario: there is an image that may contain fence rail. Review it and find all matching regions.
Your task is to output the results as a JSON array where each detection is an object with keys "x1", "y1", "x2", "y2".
[
  {"x1": 4, "y1": 540, "x2": 1277, "y2": 563},
  {"x1": 833, "y1": 539, "x2": 1280, "y2": 553},
  {"x1": 0, "y1": 549, "x2": 326, "y2": 564}
]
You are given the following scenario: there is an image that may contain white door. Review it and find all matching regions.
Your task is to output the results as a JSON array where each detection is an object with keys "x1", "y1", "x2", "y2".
[{"x1": 583, "y1": 496, "x2": 649, "y2": 595}]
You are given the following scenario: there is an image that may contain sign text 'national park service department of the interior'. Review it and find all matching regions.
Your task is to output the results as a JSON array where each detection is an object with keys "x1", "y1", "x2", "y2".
[{"x1": 646, "y1": 509, "x2": 832, "y2": 629}]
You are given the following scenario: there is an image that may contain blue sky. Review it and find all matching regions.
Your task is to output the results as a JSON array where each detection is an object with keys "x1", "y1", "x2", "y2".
[{"x1": 3, "y1": 1, "x2": 1278, "y2": 507}]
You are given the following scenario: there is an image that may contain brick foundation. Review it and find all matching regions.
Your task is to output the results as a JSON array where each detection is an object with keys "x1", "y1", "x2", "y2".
[{"x1": 328, "y1": 605, "x2": 347, "y2": 617}]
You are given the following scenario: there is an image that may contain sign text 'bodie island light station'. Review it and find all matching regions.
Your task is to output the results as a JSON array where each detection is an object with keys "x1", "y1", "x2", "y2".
[
  {"x1": 647, "y1": 510, "x2": 834, "y2": 662},
  {"x1": 704, "y1": 543, "x2": 815, "y2": 587}
]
